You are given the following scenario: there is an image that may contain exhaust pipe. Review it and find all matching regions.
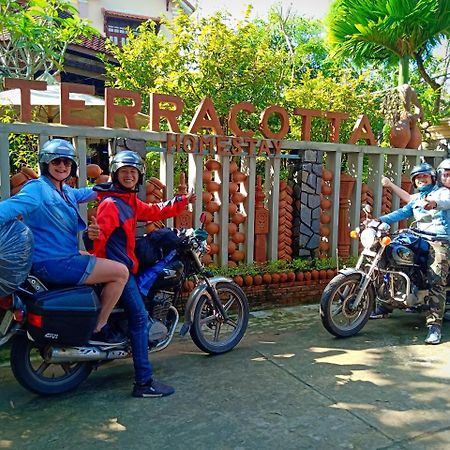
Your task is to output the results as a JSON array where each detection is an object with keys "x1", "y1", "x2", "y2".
[{"x1": 46, "y1": 346, "x2": 129, "y2": 363}]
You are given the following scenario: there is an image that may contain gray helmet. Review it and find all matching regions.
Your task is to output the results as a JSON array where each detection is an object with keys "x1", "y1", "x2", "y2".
[
  {"x1": 110, "y1": 150, "x2": 145, "y2": 189},
  {"x1": 39, "y1": 139, "x2": 78, "y2": 178},
  {"x1": 410, "y1": 163, "x2": 436, "y2": 187}
]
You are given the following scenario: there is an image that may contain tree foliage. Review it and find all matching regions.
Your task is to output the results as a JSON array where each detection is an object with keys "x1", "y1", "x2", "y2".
[{"x1": 0, "y1": 0, "x2": 97, "y2": 80}]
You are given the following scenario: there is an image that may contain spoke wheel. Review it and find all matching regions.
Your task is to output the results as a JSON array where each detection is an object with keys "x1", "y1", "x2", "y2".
[
  {"x1": 10, "y1": 334, "x2": 92, "y2": 395},
  {"x1": 190, "y1": 282, "x2": 249, "y2": 354},
  {"x1": 320, "y1": 273, "x2": 374, "y2": 337}
]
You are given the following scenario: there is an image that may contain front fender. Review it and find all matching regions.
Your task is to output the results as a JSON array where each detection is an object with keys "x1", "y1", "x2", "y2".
[
  {"x1": 179, "y1": 276, "x2": 233, "y2": 336},
  {"x1": 338, "y1": 267, "x2": 366, "y2": 279}
]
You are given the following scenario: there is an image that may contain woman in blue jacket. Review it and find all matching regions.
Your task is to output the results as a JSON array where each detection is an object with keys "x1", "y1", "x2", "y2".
[{"x1": 0, "y1": 139, "x2": 128, "y2": 343}]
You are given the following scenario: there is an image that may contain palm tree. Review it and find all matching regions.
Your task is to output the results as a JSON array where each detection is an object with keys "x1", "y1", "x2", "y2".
[{"x1": 327, "y1": 0, "x2": 450, "y2": 88}]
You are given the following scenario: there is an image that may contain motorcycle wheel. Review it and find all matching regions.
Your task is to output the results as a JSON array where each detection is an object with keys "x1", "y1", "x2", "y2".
[
  {"x1": 190, "y1": 282, "x2": 249, "y2": 354},
  {"x1": 320, "y1": 273, "x2": 374, "y2": 338},
  {"x1": 10, "y1": 334, "x2": 93, "y2": 395}
]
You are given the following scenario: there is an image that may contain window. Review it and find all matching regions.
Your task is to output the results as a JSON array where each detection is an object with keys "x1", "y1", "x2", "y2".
[{"x1": 105, "y1": 17, "x2": 141, "y2": 47}]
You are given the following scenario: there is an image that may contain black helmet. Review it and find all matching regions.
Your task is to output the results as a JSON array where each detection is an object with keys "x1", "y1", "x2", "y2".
[
  {"x1": 110, "y1": 150, "x2": 145, "y2": 190},
  {"x1": 39, "y1": 139, "x2": 78, "y2": 178},
  {"x1": 410, "y1": 163, "x2": 436, "y2": 187}
]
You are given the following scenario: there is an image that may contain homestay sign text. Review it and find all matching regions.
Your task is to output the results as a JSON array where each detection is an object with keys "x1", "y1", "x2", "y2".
[{"x1": 3, "y1": 78, "x2": 377, "y2": 157}]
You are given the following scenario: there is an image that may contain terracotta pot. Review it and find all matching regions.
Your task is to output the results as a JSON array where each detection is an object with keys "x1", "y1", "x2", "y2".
[
  {"x1": 406, "y1": 120, "x2": 422, "y2": 149},
  {"x1": 202, "y1": 191, "x2": 213, "y2": 203},
  {"x1": 206, "y1": 201, "x2": 220, "y2": 213},
  {"x1": 206, "y1": 181, "x2": 220, "y2": 192},
  {"x1": 231, "y1": 192, "x2": 246, "y2": 203},
  {"x1": 253, "y1": 275, "x2": 263, "y2": 286},
  {"x1": 320, "y1": 198, "x2": 332, "y2": 210},
  {"x1": 231, "y1": 250, "x2": 245, "y2": 262},
  {"x1": 229, "y1": 182, "x2": 239, "y2": 194},
  {"x1": 145, "y1": 182, "x2": 155, "y2": 194},
  {"x1": 21, "y1": 166, "x2": 38, "y2": 179},
  {"x1": 326, "y1": 269, "x2": 335, "y2": 279},
  {"x1": 227, "y1": 241, "x2": 237, "y2": 254},
  {"x1": 311, "y1": 270, "x2": 319, "y2": 281},
  {"x1": 271, "y1": 273, "x2": 280, "y2": 284},
  {"x1": 389, "y1": 119, "x2": 411, "y2": 148},
  {"x1": 296, "y1": 271, "x2": 304, "y2": 282},
  {"x1": 209, "y1": 243, "x2": 219, "y2": 255},
  {"x1": 231, "y1": 212, "x2": 246, "y2": 225},
  {"x1": 319, "y1": 241, "x2": 329, "y2": 252},
  {"x1": 228, "y1": 261, "x2": 237, "y2": 268},
  {"x1": 320, "y1": 225, "x2": 330, "y2": 237},
  {"x1": 228, "y1": 203, "x2": 238, "y2": 215},
  {"x1": 96, "y1": 174, "x2": 110, "y2": 183},
  {"x1": 149, "y1": 177, "x2": 165, "y2": 189},
  {"x1": 322, "y1": 169, "x2": 333, "y2": 182},
  {"x1": 202, "y1": 254, "x2": 212, "y2": 265},
  {"x1": 229, "y1": 160, "x2": 238, "y2": 174},
  {"x1": 244, "y1": 275, "x2": 253, "y2": 286},
  {"x1": 279, "y1": 273, "x2": 288, "y2": 283},
  {"x1": 205, "y1": 222, "x2": 220, "y2": 235},
  {"x1": 321, "y1": 184, "x2": 332, "y2": 196},
  {"x1": 205, "y1": 159, "x2": 221, "y2": 171},
  {"x1": 304, "y1": 271, "x2": 312, "y2": 281},
  {"x1": 262, "y1": 273, "x2": 272, "y2": 284},
  {"x1": 202, "y1": 171, "x2": 213, "y2": 183},
  {"x1": 232, "y1": 171, "x2": 247, "y2": 182},
  {"x1": 320, "y1": 213, "x2": 331, "y2": 224},
  {"x1": 233, "y1": 275, "x2": 244, "y2": 286},
  {"x1": 232, "y1": 232, "x2": 245, "y2": 244},
  {"x1": 86, "y1": 164, "x2": 102, "y2": 179},
  {"x1": 319, "y1": 270, "x2": 327, "y2": 280},
  {"x1": 228, "y1": 223, "x2": 238, "y2": 235},
  {"x1": 147, "y1": 194, "x2": 161, "y2": 203},
  {"x1": 287, "y1": 271, "x2": 296, "y2": 282},
  {"x1": 10, "y1": 172, "x2": 28, "y2": 188}
]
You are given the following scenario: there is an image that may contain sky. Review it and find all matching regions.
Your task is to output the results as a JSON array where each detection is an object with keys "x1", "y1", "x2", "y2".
[{"x1": 193, "y1": 0, "x2": 332, "y2": 20}]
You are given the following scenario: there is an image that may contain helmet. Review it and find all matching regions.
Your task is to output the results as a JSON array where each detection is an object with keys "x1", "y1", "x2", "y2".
[
  {"x1": 436, "y1": 159, "x2": 450, "y2": 184},
  {"x1": 110, "y1": 150, "x2": 145, "y2": 189},
  {"x1": 409, "y1": 163, "x2": 436, "y2": 187},
  {"x1": 39, "y1": 139, "x2": 78, "y2": 178}
]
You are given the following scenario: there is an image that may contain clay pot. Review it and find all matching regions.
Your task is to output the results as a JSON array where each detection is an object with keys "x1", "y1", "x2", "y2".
[
  {"x1": 203, "y1": 211, "x2": 213, "y2": 224},
  {"x1": 206, "y1": 201, "x2": 220, "y2": 213},
  {"x1": 322, "y1": 169, "x2": 333, "y2": 182},
  {"x1": 304, "y1": 272, "x2": 312, "y2": 284},
  {"x1": 205, "y1": 159, "x2": 221, "y2": 171},
  {"x1": 147, "y1": 194, "x2": 161, "y2": 203},
  {"x1": 229, "y1": 182, "x2": 239, "y2": 194},
  {"x1": 321, "y1": 184, "x2": 332, "y2": 196},
  {"x1": 233, "y1": 275, "x2": 244, "y2": 286},
  {"x1": 262, "y1": 273, "x2": 272, "y2": 284},
  {"x1": 202, "y1": 254, "x2": 212, "y2": 265},
  {"x1": 202, "y1": 191, "x2": 213, "y2": 203},
  {"x1": 228, "y1": 223, "x2": 238, "y2": 235},
  {"x1": 21, "y1": 166, "x2": 38, "y2": 179},
  {"x1": 10, "y1": 172, "x2": 28, "y2": 188},
  {"x1": 202, "y1": 171, "x2": 213, "y2": 183},
  {"x1": 271, "y1": 273, "x2": 280, "y2": 284},
  {"x1": 232, "y1": 232, "x2": 245, "y2": 244},
  {"x1": 228, "y1": 261, "x2": 237, "y2": 268},
  {"x1": 320, "y1": 226, "x2": 330, "y2": 237},
  {"x1": 389, "y1": 119, "x2": 411, "y2": 148},
  {"x1": 149, "y1": 177, "x2": 165, "y2": 190},
  {"x1": 231, "y1": 250, "x2": 245, "y2": 262},
  {"x1": 96, "y1": 174, "x2": 110, "y2": 183},
  {"x1": 406, "y1": 120, "x2": 422, "y2": 149},
  {"x1": 279, "y1": 273, "x2": 288, "y2": 283},
  {"x1": 232, "y1": 171, "x2": 247, "y2": 183},
  {"x1": 311, "y1": 270, "x2": 319, "y2": 281},
  {"x1": 206, "y1": 181, "x2": 220, "y2": 192},
  {"x1": 209, "y1": 243, "x2": 219, "y2": 255},
  {"x1": 319, "y1": 241, "x2": 329, "y2": 252},
  {"x1": 86, "y1": 164, "x2": 102, "y2": 179},
  {"x1": 228, "y1": 203, "x2": 238, "y2": 215},
  {"x1": 244, "y1": 275, "x2": 253, "y2": 286},
  {"x1": 228, "y1": 241, "x2": 237, "y2": 254},
  {"x1": 231, "y1": 192, "x2": 246, "y2": 203},
  {"x1": 326, "y1": 269, "x2": 336, "y2": 279},
  {"x1": 320, "y1": 213, "x2": 331, "y2": 224},
  {"x1": 205, "y1": 222, "x2": 220, "y2": 235},
  {"x1": 229, "y1": 160, "x2": 238, "y2": 174},
  {"x1": 287, "y1": 271, "x2": 296, "y2": 282},
  {"x1": 231, "y1": 212, "x2": 246, "y2": 225},
  {"x1": 296, "y1": 271, "x2": 304, "y2": 282},
  {"x1": 320, "y1": 198, "x2": 332, "y2": 210},
  {"x1": 319, "y1": 270, "x2": 327, "y2": 280},
  {"x1": 253, "y1": 275, "x2": 263, "y2": 286}
]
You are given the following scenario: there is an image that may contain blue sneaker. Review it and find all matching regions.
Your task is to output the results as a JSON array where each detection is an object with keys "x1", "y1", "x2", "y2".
[
  {"x1": 370, "y1": 305, "x2": 390, "y2": 320},
  {"x1": 424, "y1": 325, "x2": 442, "y2": 345},
  {"x1": 132, "y1": 379, "x2": 175, "y2": 398}
]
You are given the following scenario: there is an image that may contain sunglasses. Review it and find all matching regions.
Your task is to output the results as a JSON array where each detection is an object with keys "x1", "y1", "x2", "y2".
[{"x1": 50, "y1": 158, "x2": 73, "y2": 167}]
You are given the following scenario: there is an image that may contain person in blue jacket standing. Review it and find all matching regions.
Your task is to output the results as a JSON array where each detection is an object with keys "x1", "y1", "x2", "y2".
[
  {"x1": 0, "y1": 139, "x2": 128, "y2": 343},
  {"x1": 373, "y1": 163, "x2": 450, "y2": 344}
]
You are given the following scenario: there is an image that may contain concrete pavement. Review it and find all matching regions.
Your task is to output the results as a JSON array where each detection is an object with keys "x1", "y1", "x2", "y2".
[{"x1": 1, "y1": 304, "x2": 450, "y2": 450}]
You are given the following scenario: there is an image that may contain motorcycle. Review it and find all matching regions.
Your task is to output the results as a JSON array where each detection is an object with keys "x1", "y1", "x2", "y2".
[
  {"x1": 320, "y1": 206, "x2": 450, "y2": 337},
  {"x1": 0, "y1": 218, "x2": 249, "y2": 395}
]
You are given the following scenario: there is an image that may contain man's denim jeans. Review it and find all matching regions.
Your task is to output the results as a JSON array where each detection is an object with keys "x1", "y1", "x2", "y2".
[{"x1": 120, "y1": 274, "x2": 153, "y2": 384}]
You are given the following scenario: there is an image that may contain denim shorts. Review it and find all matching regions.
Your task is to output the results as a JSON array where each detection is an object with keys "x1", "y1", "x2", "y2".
[{"x1": 32, "y1": 254, "x2": 97, "y2": 286}]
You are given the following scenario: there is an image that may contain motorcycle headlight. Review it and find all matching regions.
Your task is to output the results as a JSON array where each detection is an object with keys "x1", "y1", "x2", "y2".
[{"x1": 360, "y1": 228, "x2": 377, "y2": 248}]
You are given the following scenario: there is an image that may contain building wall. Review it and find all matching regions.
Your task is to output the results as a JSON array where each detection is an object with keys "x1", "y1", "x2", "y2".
[{"x1": 72, "y1": 0, "x2": 192, "y2": 34}]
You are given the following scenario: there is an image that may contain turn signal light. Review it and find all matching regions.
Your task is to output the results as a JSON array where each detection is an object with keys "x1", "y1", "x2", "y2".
[
  {"x1": 381, "y1": 236, "x2": 391, "y2": 246},
  {"x1": 350, "y1": 230, "x2": 359, "y2": 239}
]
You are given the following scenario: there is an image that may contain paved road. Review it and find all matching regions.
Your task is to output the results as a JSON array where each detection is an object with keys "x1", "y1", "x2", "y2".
[{"x1": 1, "y1": 305, "x2": 450, "y2": 450}]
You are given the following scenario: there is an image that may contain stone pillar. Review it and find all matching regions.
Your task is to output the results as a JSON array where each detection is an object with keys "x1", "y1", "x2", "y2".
[{"x1": 290, "y1": 149, "x2": 323, "y2": 258}]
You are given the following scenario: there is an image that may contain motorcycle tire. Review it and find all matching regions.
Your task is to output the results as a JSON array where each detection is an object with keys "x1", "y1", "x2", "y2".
[
  {"x1": 10, "y1": 334, "x2": 93, "y2": 395},
  {"x1": 320, "y1": 272, "x2": 374, "y2": 338},
  {"x1": 190, "y1": 282, "x2": 249, "y2": 354}
]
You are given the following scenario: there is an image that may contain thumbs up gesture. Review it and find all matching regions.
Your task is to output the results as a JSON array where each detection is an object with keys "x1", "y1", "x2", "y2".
[{"x1": 87, "y1": 215, "x2": 100, "y2": 240}]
